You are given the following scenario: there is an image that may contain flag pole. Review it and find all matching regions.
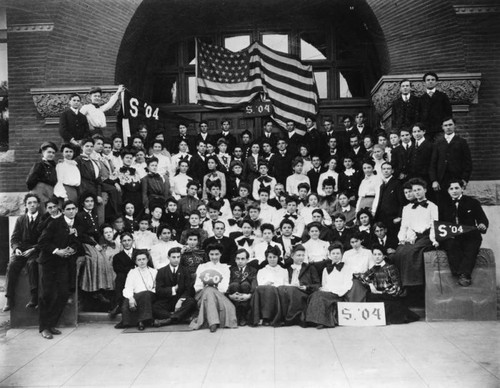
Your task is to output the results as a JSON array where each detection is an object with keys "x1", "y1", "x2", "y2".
[{"x1": 195, "y1": 38, "x2": 199, "y2": 103}]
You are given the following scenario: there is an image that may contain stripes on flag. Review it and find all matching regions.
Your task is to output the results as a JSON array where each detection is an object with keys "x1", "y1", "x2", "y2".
[{"x1": 196, "y1": 39, "x2": 318, "y2": 129}]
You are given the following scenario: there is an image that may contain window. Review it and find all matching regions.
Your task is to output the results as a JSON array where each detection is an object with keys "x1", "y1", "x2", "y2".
[
  {"x1": 262, "y1": 34, "x2": 289, "y2": 53},
  {"x1": 188, "y1": 76, "x2": 197, "y2": 104},
  {"x1": 300, "y1": 32, "x2": 327, "y2": 61},
  {"x1": 224, "y1": 35, "x2": 250, "y2": 52},
  {"x1": 339, "y1": 70, "x2": 365, "y2": 98},
  {"x1": 314, "y1": 71, "x2": 328, "y2": 99}
]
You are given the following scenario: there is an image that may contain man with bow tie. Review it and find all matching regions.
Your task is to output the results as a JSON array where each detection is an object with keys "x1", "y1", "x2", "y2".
[
  {"x1": 416, "y1": 72, "x2": 452, "y2": 141},
  {"x1": 439, "y1": 180, "x2": 488, "y2": 287},
  {"x1": 59, "y1": 93, "x2": 90, "y2": 148},
  {"x1": 430, "y1": 117, "x2": 472, "y2": 207},
  {"x1": 3, "y1": 194, "x2": 42, "y2": 312},
  {"x1": 354, "y1": 112, "x2": 373, "y2": 140},
  {"x1": 391, "y1": 79, "x2": 418, "y2": 131},
  {"x1": 37, "y1": 200, "x2": 84, "y2": 339}
]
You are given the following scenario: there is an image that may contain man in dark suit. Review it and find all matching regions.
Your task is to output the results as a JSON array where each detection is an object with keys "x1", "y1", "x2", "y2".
[
  {"x1": 257, "y1": 118, "x2": 280, "y2": 152},
  {"x1": 307, "y1": 155, "x2": 324, "y2": 194},
  {"x1": 417, "y1": 72, "x2": 452, "y2": 142},
  {"x1": 391, "y1": 127, "x2": 413, "y2": 180},
  {"x1": 194, "y1": 120, "x2": 214, "y2": 147},
  {"x1": 347, "y1": 133, "x2": 366, "y2": 170},
  {"x1": 439, "y1": 180, "x2": 488, "y2": 286},
  {"x1": 59, "y1": 93, "x2": 90, "y2": 147},
  {"x1": 429, "y1": 117, "x2": 472, "y2": 206},
  {"x1": 331, "y1": 213, "x2": 353, "y2": 252},
  {"x1": 273, "y1": 139, "x2": 294, "y2": 185},
  {"x1": 202, "y1": 221, "x2": 237, "y2": 266},
  {"x1": 375, "y1": 162, "x2": 404, "y2": 240},
  {"x1": 284, "y1": 120, "x2": 303, "y2": 157},
  {"x1": 153, "y1": 247, "x2": 196, "y2": 326},
  {"x1": 215, "y1": 118, "x2": 237, "y2": 154},
  {"x1": 189, "y1": 139, "x2": 208, "y2": 185},
  {"x1": 391, "y1": 79, "x2": 418, "y2": 131},
  {"x1": 37, "y1": 200, "x2": 82, "y2": 339},
  {"x1": 228, "y1": 248, "x2": 258, "y2": 326},
  {"x1": 303, "y1": 115, "x2": 322, "y2": 158},
  {"x1": 408, "y1": 123, "x2": 433, "y2": 181},
  {"x1": 110, "y1": 233, "x2": 139, "y2": 320},
  {"x1": 373, "y1": 222, "x2": 398, "y2": 255},
  {"x1": 354, "y1": 112, "x2": 373, "y2": 140},
  {"x1": 3, "y1": 194, "x2": 42, "y2": 312},
  {"x1": 170, "y1": 122, "x2": 195, "y2": 154}
]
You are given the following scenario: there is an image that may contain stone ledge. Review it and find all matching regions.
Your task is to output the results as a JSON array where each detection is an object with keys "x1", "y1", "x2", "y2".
[
  {"x1": 464, "y1": 180, "x2": 500, "y2": 206},
  {"x1": 30, "y1": 85, "x2": 120, "y2": 123}
]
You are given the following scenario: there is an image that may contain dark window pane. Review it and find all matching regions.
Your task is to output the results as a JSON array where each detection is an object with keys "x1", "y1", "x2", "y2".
[
  {"x1": 300, "y1": 32, "x2": 327, "y2": 61},
  {"x1": 152, "y1": 75, "x2": 177, "y2": 104},
  {"x1": 339, "y1": 70, "x2": 365, "y2": 98}
]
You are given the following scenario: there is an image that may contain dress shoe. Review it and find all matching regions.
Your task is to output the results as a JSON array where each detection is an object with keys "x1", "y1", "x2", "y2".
[
  {"x1": 138, "y1": 322, "x2": 145, "y2": 331},
  {"x1": 262, "y1": 320, "x2": 270, "y2": 327},
  {"x1": 458, "y1": 274, "x2": 472, "y2": 287},
  {"x1": 316, "y1": 324, "x2": 325, "y2": 330},
  {"x1": 49, "y1": 328, "x2": 62, "y2": 335},
  {"x1": 25, "y1": 301, "x2": 37, "y2": 309},
  {"x1": 114, "y1": 321, "x2": 125, "y2": 329},
  {"x1": 238, "y1": 318, "x2": 247, "y2": 327},
  {"x1": 209, "y1": 324, "x2": 218, "y2": 333},
  {"x1": 108, "y1": 305, "x2": 121, "y2": 319},
  {"x1": 40, "y1": 329, "x2": 53, "y2": 339},
  {"x1": 94, "y1": 292, "x2": 111, "y2": 305},
  {"x1": 153, "y1": 318, "x2": 172, "y2": 327}
]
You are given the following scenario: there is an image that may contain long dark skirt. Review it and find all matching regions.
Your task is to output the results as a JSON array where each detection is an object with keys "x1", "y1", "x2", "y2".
[
  {"x1": 250, "y1": 285, "x2": 283, "y2": 326},
  {"x1": 121, "y1": 291, "x2": 155, "y2": 326},
  {"x1": 367, "y1": 292, "x2": 420, "y2": 324},
  {"x1": 189, "y1": 286, "x2": 238, "y2": 330},
  {"x1": 305, "y1": 291, "x2": 343, "y2": 327},
  {"x1": 277, "y1": 285, "x2": 309, "y2": 326},
  {"x1": 344, "y1": 279, "x2": 368, "y2": 302},
  {"x1": 393, "y1": 236, "x2": 432, "y2": 286}
]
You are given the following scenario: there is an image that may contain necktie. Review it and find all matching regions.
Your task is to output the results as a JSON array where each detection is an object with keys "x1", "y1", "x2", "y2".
[
  {"x1": 291, "y1": 267, "x2": 300, "y2": 285},
  {"x1": 380, "y1": 239, "x2": 384, "y2": 246},
  {"x1": 453, "y1": 199, "x2": 460, "y2": 224}
]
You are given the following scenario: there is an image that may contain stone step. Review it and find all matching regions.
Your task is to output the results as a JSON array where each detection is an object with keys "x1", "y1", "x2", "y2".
[{"x1": 78, "y1": 311, "x2": 119, "y2": 324}]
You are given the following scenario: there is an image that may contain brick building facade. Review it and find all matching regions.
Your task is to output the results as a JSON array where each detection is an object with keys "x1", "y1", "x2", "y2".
[{"x1": 0, "y1": 0, "x2": 499, "y2": 277}]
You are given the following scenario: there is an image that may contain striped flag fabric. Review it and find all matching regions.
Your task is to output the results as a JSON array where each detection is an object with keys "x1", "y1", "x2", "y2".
[{"x1": 196, "y1": 39, "x2": 319, "y2": 129}]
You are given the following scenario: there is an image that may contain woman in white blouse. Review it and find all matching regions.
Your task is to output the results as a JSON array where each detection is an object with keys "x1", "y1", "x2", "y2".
[
  {"x1": 121, "y1": 251, "x2": 157, "y2": 331},
  {"x1": 393, "y1": 178, "x2": 439, "y2": 288},
  {"x1": 150, "y1": 224, "x2": 182, "y2": 269},
  {"x1": 250, "y1": 245, "x2": 288, "y2": 326},
  {"x1": 303, "y1": 222, "x2": 329, "y2": 264},
  {"x1": 356, "y1": 159, "x2": 383, "y2": 215},
  {"x1": 54, "y1": 143, "x2": 81, "y2": 203}
]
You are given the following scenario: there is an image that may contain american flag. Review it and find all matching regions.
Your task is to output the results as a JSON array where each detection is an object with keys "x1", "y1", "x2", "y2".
[{"x1": 196, "y1": 40, "x2": 319, "y2": 129}]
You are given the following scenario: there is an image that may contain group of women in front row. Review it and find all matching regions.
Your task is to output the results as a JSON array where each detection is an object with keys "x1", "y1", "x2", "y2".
[{"x1": 122, "y1": 240, "x2": 419, "y2": 332}]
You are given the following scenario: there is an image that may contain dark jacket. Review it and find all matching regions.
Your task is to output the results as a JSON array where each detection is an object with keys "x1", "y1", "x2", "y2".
[
  {"x1": 26, "y1": 160, "x2": 57, "y2": 191},
  {"x1": 202, "y1": 236, "x2": 238, "y2": 266},
  {"x1": 391, "y1": 94, "x2": 418, "y2": 130},
  {"x1": 417, "y1": 90, "x2": 452, "y2": 134},
  {"x1": 408, "y1": 139, "x2": 433, "y2": 180},
  {"x1": 439, "y1": 195, "x2": 488, "y2": 235},
  {"x1": 429, "y1": 134, "x2": 472, "y2": 184},
  {"x1": 286, "y1": 263, "x2": 320, "y2": 294},
  {"x1": 229, "y1": 265, "x2": 257, "y2": 292},
  {"x1": 59, "y1": 108, "x2": 90, "y2": 142},
  {"x1": 11, "y1": 213, "x2": 42, "y2": 253},
  {"x1": 375, "y1": 176, "x2": 404, "y2": 222},
  {"x1": 156, "y1": 265, "x2": 194, "y2": 300}
]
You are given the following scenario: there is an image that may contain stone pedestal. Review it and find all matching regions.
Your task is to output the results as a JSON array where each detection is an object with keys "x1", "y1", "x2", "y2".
[
  {"x1": 424, "y1": 249, "x2": 497, "y2": 321},
  {"x1": 10, "y1": 267, "x2": 77, "y2": 328}
]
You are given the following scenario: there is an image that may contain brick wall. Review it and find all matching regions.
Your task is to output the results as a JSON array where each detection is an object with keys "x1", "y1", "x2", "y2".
[
  {"x1": 0, "y1": 0, "x2": 141, "y2": 192},
  {"x1": 0, "y1": 0, "x2": 499, "y2": 193}
]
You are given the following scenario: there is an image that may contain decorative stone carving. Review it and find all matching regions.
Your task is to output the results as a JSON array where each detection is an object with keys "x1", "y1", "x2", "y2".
[
  {"x1": 0, "y1": 192, "x2": 25, "y2": 217},
  {"x1": 371, "y1": 73, "x2": 482, "y2": 117},
  {"x1": 30, "y1": 86, "x2": 120, "y2": 121},
  {"x1": 453, "y1": 5, "x2": 500, "y2": 15}
]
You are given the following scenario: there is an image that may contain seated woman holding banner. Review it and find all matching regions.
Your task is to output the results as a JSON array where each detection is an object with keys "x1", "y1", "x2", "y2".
[
  {"x1": 360, "y1": 246, "x2": 420, "y2": 325},
  {"x1": 189, "y1": 244, "x2": 237, "y2": 333}
]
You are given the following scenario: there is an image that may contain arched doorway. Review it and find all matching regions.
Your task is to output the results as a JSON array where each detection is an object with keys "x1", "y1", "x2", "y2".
[{"x1": 116, "y1": 0, "x2": 388, "y2": 138}]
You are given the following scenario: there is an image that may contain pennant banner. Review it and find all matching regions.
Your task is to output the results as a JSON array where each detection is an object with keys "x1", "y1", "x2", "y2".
[{"x1": 434, "y1": 221, "x2": 477, "y2": 242}]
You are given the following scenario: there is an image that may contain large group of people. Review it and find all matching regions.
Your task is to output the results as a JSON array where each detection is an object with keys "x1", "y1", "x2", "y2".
[{"x1": 3, "y1": 71, "x2": 489, "y2": 339}]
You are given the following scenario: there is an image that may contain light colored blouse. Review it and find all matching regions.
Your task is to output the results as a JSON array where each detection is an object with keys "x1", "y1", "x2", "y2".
[
  {"x1": 123, "y1": 266, "x2": 158, "y2": 299},
  {"x1": 194, "y1": 261, "x2": 230, "y2": 293},
  {"x1": 356, "y1": 174, "x2": 383, "y2": 214},
  {"x1": 343, "y1": 248, "x2": 375, "y2": 274},
  {"x1": 257, "y1": 265, "x2": 289, "y2": 286},
  {"x1": 133, "y1": 230, "x2": 158, "y2": 250},
  {"x1": 286, "y1": 173, "x2": 311, "y2": 196},
  {"x1": 303, "y1": 238, "x2": 329, "y2": 263},
  {"x1": 398, "y1": 201, "x2": 438, "y2": 244},
  {"x1": 54, "y1": 159, "x2": 81, "y2": 199},
  {"x1": 322, "y1": 264, "x2": 354, "y2": 297},
  {"x1": 150, "y1": 240, "x2": 182, "y2": 269}
]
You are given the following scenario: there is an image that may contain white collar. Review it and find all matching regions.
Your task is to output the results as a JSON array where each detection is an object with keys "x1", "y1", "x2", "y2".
[
  {"x1": 341, "y1": 205, "x2": 350, "y2": 212},
  {"x1": 170, "y1": 265, "x2": 178, "y2": 272},
  {"x1": 444, "y1": 133, "x2": 455, "y2": 142},
  {"x1": 222, "y1": 131, "x2": 230, "y2": 136},
  {"x1": 427, "y1": 88, "x2": 436, "y2": 95},
  {"x1": 288, "y1": 130, "x2": 295, "y2": 137},
  {"x1": 28, "y1": 212, "x2": 38, "y2": 221},
  {"x1": 416, "y1": 138, "x2": 425, "y2": 146},
  {"x1": 292, "y1": 264, "x2": 302, "y2": 271},
  {"x1": 71, "y1": 107, "x2": 79, "y2": 114},
  {"x1": 64, "y1": 216, "x2": 74, "y2": 225}
]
